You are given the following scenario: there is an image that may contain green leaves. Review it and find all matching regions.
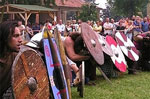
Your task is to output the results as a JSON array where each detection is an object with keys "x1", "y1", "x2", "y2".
[
  {"x1": 107, "y1": 0, "x2": 148, "y2": 17},
  {"x1": 77, "y1": 4, "x2": 98, "y2": 22}
]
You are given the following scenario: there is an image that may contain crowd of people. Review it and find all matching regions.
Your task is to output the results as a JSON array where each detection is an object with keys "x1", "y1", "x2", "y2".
[{"x1": 0, "y1": 15, "x2": 150, "y2": 98}]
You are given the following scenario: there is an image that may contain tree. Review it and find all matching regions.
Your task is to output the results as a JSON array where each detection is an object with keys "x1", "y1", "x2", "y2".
[
  {"x1": 107, "y1": 0, "x2": 148, "y2": 18},
  {"x1": 77, "y1": 4, "x2": 98, "y2": 22}
]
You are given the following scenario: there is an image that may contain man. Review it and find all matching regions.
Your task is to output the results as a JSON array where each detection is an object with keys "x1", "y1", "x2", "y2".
[
  {"x1": 133, "y1": 16, "x2": 142, "y2": 36},
  {"x1": 64, "y1": 33, "x2": 97, "y2": 83},
  {"x1": 103, "y1": 18, "x2": 114, "y2": 35},
  {"x1": 93, "y1": 20, "x2": 103, "y2": 34},
  {"x1": 17, "y1": 20, "x2": 25, "y2": 32},
  {"x1": 141, "y1": 17, "x2": 149, "y2": 32},
  {"x1": 0, "y1": 21, "x2": 23, "y2": 98},
  {"x1": 64, "y1": 33, "x2": 90, "y2": 61},
  {"x1": 26, "y1": 30, "x2": 84, "y2": 85},
  {"x1": 32, "y1": 23, "x2": 40, "y2": 35},
  {"x1": 134, "y1": 32, "x2": 150, "y2": 71},
  {"x1": 17, "y1": 20, "x2": 25, "y2": 41},
  {"x1": 71, "y1": 20, "x2": 79, "y2": 33},
  {"x1": 56, "y1": 20, "x2": 65, "y2": 36}
]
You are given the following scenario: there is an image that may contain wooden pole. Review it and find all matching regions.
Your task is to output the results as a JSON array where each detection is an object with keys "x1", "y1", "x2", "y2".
[{"x1": 54, "y1": 28, "x2": 72, "y2": 99}]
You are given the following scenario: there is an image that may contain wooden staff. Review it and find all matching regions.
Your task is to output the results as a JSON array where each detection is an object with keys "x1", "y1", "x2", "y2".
[{"x1": 54, "y1": 28, "x2": 72, "y2": 99}]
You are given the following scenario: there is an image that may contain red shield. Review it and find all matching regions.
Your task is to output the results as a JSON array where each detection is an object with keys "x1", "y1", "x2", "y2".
[
  {"x1": 106, "y1": 36, "x2": 127, "y2": 72},
  {"x1": 81, "y1": 23, "x2": 104, "y2": 65},
  {"x1": 115, "y1": 32, "x2": 139, "y2": 61}
]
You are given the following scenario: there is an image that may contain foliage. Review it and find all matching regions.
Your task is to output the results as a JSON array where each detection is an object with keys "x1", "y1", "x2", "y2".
[
  {"x1": 72, "y1": 70, "x2": 150, "y2": 99},
  {"x1": 77, "y1": 4, "x2": 98, "y2": 22},
  {"x1": 107, "y1": 0, "x2": 148, "y2": 18}
]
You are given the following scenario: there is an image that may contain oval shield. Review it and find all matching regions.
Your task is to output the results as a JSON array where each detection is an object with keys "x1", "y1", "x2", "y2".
[
  {"x1": 81, "y1": 23, "x2": 104, "y2": 65},
  {"x1": 97, "y1": 34, "x2": 113, "y2": 56},
  {"x1": 115, "y1": 32, "x2": 139, "y2": 61},
  {"x1": 106, "y1": 36, "x2": 127, "y2": 72}
]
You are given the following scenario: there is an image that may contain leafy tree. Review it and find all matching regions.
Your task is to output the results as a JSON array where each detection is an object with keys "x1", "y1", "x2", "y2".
[
  {"x1": 77, "y1": 4, "x2": 98, "y2": 22},
  {"x1": 107, "y1": 0, "x2": 148, "y2": 18}
]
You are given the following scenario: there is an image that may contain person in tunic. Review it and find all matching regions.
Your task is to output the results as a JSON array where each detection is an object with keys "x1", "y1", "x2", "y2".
[
  {"x1": 64, "y1": 33, "x2": 97, "y2": 82},
  {"x1": 0, "y1": 21, "x2": 23, "y2": 98},
  {"x1": 134, "y1": 31, "x2": 150, "y2": 71}
]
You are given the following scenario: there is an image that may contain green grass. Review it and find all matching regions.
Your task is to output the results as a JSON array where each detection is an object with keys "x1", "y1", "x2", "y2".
[{"x1": 71, "y1": 70, "x2": 150, "y2": 99}]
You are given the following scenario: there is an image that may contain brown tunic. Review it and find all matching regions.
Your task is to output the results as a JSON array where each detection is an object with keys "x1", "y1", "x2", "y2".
[{"x1": 0, "y1": 52, "x2": 17, "y2": 96}]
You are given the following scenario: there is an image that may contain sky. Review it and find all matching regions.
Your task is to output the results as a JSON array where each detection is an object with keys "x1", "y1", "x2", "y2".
[{"x1": 95, "y1": 0, "x2": 107, "y2": 9}]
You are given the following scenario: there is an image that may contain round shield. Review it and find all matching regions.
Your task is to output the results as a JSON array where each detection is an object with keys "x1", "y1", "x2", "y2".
[
  {"x1": 115, "y1": 32, "x2": 139, "y2": 61},
  {"x1": 97, "y1": 34, "x2": 113, "y2": 56},
  {"x1": 81, "y1": 23, "x2": 104, "y2": 65},
  {"x1": 106, "y1": 36, "x2": 127, "y2": 72},
  {"x1": 12, "y1": 47, "x2": 50, "y2": 99},
  {"x1": 78, "y1": 61, "x2": 85, "y2": 97}
]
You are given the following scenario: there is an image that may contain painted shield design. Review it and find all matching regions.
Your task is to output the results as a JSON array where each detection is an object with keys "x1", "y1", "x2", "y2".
[
  {"x1": 115, "y1": 32, "x2": 139, "y2": 61},
  {"x1": 12, "y1": 47, "x2": 50, "y2": 99},
  {"x1": 97, "y1": 34, "x2": 113, "y2": 56},
  {"x1": 106, "y1": 36, "x2": 127, "y2": 72},
  {"x1": 81, "y1": 23, "x2": 104, "y2": 65}
]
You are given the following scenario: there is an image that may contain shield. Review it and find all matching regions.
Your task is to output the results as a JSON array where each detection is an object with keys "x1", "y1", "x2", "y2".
[
  {"x1": 106, "y1": 36, "x2": 127, "y2": 72},
  {"x1": 12, "y1": 47, "x2": 50, "y2": 99},
  {"x1": 78, "y1": 61, "x2": 85, "y2": 97},
  {"x1": 43, "y1": 29, "x2": 69, "y2": 99},
  {"x1": 81, "y1": 23, "x2": 104, "y2": 65},
  {"x1": 97, "y1": 34, "x2": 113, "y2": 56},
  {"x1": 115, "y1": 32, "x2": 139, "y2": 61}
]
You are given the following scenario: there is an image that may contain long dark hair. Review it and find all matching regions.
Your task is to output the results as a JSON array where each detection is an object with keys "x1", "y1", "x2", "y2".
[
  {"x1": 0, "y1": 21, "x2": 18, "y2": 58},
  {"x1": 69, "y1": 32, "x2": 80, "y2": 41}
]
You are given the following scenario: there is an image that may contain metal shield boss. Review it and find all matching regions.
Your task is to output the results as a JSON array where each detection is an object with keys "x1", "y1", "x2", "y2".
[
  {"x1": 106, "y1": 36, "x2": 127, "y2": 72},
  {"x1": 96, "y1": 33, "x2": 113, "y2": 56},
  {"x1": 115, "y1": 32, "x2": 139, "y2": 61}
]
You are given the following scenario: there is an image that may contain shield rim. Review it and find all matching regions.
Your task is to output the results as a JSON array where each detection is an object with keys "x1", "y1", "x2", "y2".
[
  {"x1": 115, "y1": 32, "x2": 139, "y2": 61},
  {"x1": 11, "y1": 47, "x2": 50, "y2": 98},
  {"x1": 97, "y1": 34, "x2": 113, "y2": 56},
  {"x1": 106, "y1": 35, "x2": 127, "y2": 72},
  {"x1": 81, "y1": 22, "x2": 104, "y2": 65}
]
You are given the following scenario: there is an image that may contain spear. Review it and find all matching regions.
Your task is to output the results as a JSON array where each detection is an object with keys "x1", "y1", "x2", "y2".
[{"x1": 54, "y1": 28, "x2": 72, "y2": 99}]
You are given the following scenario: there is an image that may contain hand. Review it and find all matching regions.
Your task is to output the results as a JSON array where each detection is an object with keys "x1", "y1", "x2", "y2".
[{"x1": 84, "y1": 55, "x2": 91, "y2": 60}]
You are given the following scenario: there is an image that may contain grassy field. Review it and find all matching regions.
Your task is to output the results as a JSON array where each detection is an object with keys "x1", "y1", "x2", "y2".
[{"x1": 71, "y1": 70, "x2": 150, "y2": 99}]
